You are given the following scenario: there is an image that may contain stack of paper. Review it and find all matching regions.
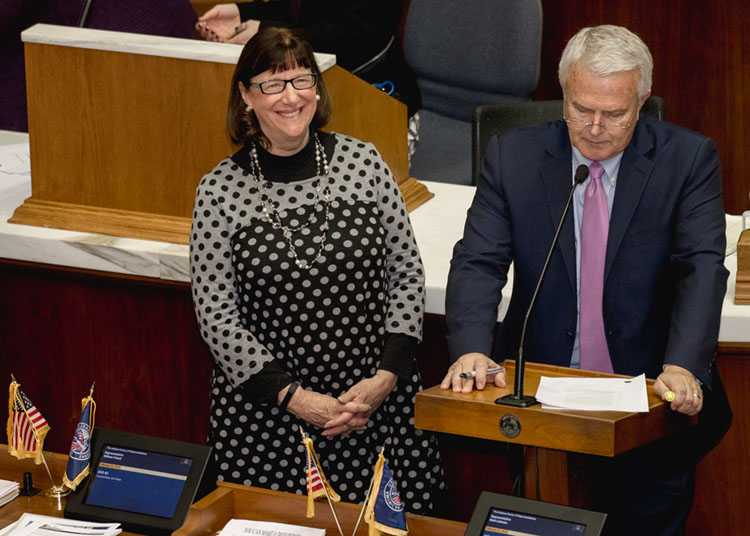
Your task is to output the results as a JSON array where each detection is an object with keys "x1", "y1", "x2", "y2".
[
  {"x1": 535, "y1": 373, "x2": 649, "y2": 412},
  {"x1": 219, "y1": 519, "x2": 325, "y2": 536},
  {"x1": 0, "y1": 514, "x2": 121, "y2": 536},
  {"x1": 0, "y1": 479, "x2": 19, "y2": 507}
]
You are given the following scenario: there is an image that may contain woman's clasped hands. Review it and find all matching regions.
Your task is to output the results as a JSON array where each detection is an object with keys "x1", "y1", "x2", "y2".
[{"x1": 283, "y1": 370, "x2": 398, "y2": 438}]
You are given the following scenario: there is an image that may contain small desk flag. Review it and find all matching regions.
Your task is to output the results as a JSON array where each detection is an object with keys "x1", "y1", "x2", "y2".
[
  {"x1": 63, "y1": 391, "x2": 96, "y2": 490},
  {"x1": 364, "y1": 452, "x2": 408, "y2": 536},
  {"x1": 7, "y1": 381, "x2": 50, "y2": 464},
  {"x1": 301, "y1": 429, "x2": 340, "y2": 518}
]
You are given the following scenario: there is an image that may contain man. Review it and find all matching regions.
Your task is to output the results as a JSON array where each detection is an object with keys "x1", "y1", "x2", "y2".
[{"x1": 442, "y1": 25, "x2": 730, "y2": 535}]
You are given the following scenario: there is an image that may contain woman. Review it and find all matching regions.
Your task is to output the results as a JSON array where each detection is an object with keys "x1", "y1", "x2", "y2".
[{"x1": 190, "y1": 27, "x2": 443, "y2": 514}]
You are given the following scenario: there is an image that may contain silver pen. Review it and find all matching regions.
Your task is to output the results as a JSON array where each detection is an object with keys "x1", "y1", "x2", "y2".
[{"x1": 459, "y1": 366, "x2": 505, "y2": 379}]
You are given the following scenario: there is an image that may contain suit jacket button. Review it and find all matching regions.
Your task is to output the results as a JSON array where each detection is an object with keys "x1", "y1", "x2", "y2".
[{"x1": 566, "y1": 332, "x2": 574, "y2": 339}]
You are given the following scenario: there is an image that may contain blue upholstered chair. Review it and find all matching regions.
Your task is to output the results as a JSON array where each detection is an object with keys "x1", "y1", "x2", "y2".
[{"x1": 403, "y1": 0, "x2": 542, "y2": 185}]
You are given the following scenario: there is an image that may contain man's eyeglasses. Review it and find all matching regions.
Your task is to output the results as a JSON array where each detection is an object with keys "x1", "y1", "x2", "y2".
[
  {"x1": 249, "y1": 73, "x2": 318, "y2": 95},
  {"x1": 563, "y1": 107, "x2": 636, "y2": 132}
]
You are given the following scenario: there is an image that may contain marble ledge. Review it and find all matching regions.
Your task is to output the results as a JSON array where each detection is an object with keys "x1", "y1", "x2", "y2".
[
  {"x1": 0, "y1": 215, "x2": 189, "y2": 283},
  {"x1": 0, "y1": 179, "x2": 746, "y2": 342},
  {"x1": 21, "y1": 24, "x2": 336, "y2": 70}
]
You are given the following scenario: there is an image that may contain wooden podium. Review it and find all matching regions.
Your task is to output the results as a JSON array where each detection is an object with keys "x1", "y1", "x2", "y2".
[
  {"x1": 415, "y1": 361, "x2": 693, "y2": 507},
  {"x1": 10, "y1": 24, "x2": 433, "y2": 245},
  {"x1": 736, "y1": 229, "x2": 750, "y2": 304}
]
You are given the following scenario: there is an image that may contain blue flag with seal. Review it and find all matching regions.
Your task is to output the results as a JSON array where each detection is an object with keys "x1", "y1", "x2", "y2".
[
  {"x1": 63, "y1": 389, "x2": 96, "y2": 491},
  {"x1": 364, "y1": 451, "x2": 408, "y2": 535}
]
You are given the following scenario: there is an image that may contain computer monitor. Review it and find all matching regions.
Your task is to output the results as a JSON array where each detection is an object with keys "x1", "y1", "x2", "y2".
[
  {"x1": 65, "y1": 428, "x2": 211, "y2": 536},
  {"x1": 465, "y1": 491, "x2": 607, "y2": 536}
]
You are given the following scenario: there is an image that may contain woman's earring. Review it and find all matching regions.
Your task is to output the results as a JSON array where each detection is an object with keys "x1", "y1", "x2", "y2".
[
  {"x1": 245, "y1": 104, "x2": 251, "y2": 112},
  {"x1": 316, "y1": 94, "x2": 321, "y2": 102}
]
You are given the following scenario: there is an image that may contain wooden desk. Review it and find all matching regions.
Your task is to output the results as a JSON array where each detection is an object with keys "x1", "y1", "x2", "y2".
[
  {"x1": 177, "y1": 481, "x2": 466, "y2": 536},
  {"x1": 0, "y1": 450, "x2": 68, "y2": 529},
  {"x1": 0, "y1": 449, "x2": 465, "y2": 536}
]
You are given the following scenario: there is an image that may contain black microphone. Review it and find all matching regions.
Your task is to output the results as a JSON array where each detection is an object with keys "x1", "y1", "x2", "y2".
[
  {"x1": 79, "y1": 0, "x2": 94, "y2": 27},
  {"x1": 496, "y1": 164, "x2": 589, "y2": 407}
]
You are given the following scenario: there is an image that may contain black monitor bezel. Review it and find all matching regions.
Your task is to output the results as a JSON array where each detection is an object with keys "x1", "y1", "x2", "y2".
[
  {"x1": 64, "y1": 428, "x2": 211, "y2": 536},
  {"x1": 464, "y1": 491, "x2": 607, "y2": 536}
]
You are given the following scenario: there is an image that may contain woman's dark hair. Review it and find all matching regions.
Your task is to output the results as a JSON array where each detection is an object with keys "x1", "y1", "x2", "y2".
[{"x1": 227, "y1": 27, "x2": 332, "y2": 146}]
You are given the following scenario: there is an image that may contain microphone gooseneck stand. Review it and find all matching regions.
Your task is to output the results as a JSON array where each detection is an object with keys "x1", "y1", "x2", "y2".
[{"x1": 496, "y1": 164, "x2": 590, "y2": 407}]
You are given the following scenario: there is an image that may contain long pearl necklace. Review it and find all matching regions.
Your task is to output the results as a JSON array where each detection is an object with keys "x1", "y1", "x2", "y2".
[{"x1": 249, "y1": 133, "x2": 332, "y2": 270}]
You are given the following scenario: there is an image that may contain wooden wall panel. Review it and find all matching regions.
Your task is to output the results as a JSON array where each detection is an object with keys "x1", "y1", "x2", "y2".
[
  {"x1": 536, "y1": 0, "x2": 750, "y2": 215},
  {"x1": 0, "y1": 261, "x2": 212, "y2": 454},
  {"x1": 690, "y1": 348, "x2": 750, "y2": 534}
]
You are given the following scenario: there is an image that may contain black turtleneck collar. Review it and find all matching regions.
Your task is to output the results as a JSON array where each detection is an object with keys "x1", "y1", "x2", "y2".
[{"x1": 230, "y1": 129, "x2": 336, "y2": 184}]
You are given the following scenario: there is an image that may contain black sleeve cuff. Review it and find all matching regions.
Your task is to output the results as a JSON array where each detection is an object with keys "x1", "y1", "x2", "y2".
[
  {"x1": 241, "y1": 360, "x2": 292, "y2": 404},
  {"x1": 379, "y1": 333, "x2": 417, "y2": 379},
  {"x1": 236, "y1": 2, "x2": 291, "y2": 26}
]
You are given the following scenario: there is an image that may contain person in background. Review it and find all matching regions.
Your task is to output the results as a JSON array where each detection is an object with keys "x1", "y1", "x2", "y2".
[
  {"x1": 195, "y1": 1, "x2": 421, "y2": 156},
  {"x1": 442, "y1": 25, "x2": 731, "y2": 536},
  {"x1": 190, "y1": 26, "x2": 443, "y2": 513},
  {"x1": 0, "y1": 0, "x2": 196, "y2": 132}
]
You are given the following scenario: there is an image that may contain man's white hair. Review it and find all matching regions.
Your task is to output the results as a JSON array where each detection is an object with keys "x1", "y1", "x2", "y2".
[{"x1": 558, "y1": 25, "x2": 653, "y2": 99}]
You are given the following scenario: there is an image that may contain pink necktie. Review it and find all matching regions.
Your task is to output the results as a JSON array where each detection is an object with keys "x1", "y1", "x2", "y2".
[{"x1": 579, "y1": 161, "x2": 613, "y2": 373}]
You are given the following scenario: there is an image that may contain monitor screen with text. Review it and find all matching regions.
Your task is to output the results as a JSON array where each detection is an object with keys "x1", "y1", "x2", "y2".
[
  {"x1": 482, "y1": 506, "x2": 586, "y2": 535},
  {"x1": 85, "y1": 444, "x2": 193, "y2": 518}
]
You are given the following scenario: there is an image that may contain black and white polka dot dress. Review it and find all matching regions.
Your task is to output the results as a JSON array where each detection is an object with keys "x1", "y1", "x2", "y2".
[{"x1": 190, "y1": 131, "x2": 444, "y2": 514}]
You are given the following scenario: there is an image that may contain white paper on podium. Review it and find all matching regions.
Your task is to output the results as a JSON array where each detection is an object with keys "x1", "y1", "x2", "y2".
[{"x1": 535, "y1": 373, "x2": 649, "y2": 412}]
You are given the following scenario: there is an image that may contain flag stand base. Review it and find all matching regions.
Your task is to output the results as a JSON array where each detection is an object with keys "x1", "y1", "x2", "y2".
[{"x1": 45, "y1": 485, "x2": 71, "y2": 498}]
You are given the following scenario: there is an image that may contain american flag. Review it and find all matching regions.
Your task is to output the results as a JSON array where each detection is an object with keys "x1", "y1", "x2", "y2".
[
  {"x1": 301, "y1": 428, "x2": 339, "y2": 518},
  {"x1": 7, "y1": 383, "x2": 50, "y2": 463},
  {"x1": 306, "y1": 448, "x2": 325, "y2": 497}
]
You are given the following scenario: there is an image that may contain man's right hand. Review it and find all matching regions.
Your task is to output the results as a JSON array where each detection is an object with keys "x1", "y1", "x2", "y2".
[{"x1": 440, "y1": 352, "x2": 507, "y2": 393}]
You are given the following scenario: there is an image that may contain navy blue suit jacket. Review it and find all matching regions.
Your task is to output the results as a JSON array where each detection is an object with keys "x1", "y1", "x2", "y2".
[{"x1": 446, "y1": 117, "x2": 728, "y2": 387}]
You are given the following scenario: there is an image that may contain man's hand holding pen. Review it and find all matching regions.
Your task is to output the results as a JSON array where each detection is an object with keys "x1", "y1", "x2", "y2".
[{"x1": 440, "y1": 353, "x2": 507, "y2": 393}]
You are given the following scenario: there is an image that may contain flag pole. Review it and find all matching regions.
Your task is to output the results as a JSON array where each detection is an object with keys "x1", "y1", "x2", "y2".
[
  {"x1": 9, "y1": 376, "x2": 69, "y2": 498},
  {"x1": 350, "y1": 442, "x2": 386, "y2": 536},
  {"x1": 307, "y1": 429, "x2": 345, "y2": 536},
  {"x1": 318, "y1": 463, "x2": 345, "y2": 536},
  {"x1": 300, "y1": 427, "x2": 344, "y2": 536}
]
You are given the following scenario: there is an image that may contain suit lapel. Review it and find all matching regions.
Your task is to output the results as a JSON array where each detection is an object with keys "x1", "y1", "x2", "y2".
[
  {"x1": 604, "y1": 121, "x2": 655, "y2": 281},
  {"x1": 541, "y1": 124, "x2": 577, "y2": 291}
]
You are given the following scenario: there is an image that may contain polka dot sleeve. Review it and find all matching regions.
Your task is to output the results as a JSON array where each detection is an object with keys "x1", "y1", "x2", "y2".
[
  {"x1": 370, "y1": 145, "x2": 426, "y2": 342},
  {"x1": 190, "y1": 172, "x2": 274, "y2": 389}
]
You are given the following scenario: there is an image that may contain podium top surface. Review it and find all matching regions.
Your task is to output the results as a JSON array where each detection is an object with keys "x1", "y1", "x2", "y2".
[
  {"x1": 415, "y1": 361, "x2": 693, "y2": 457},
  {"x1": 21, "y1": 24, "x2": 336, "y2": 68}
]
